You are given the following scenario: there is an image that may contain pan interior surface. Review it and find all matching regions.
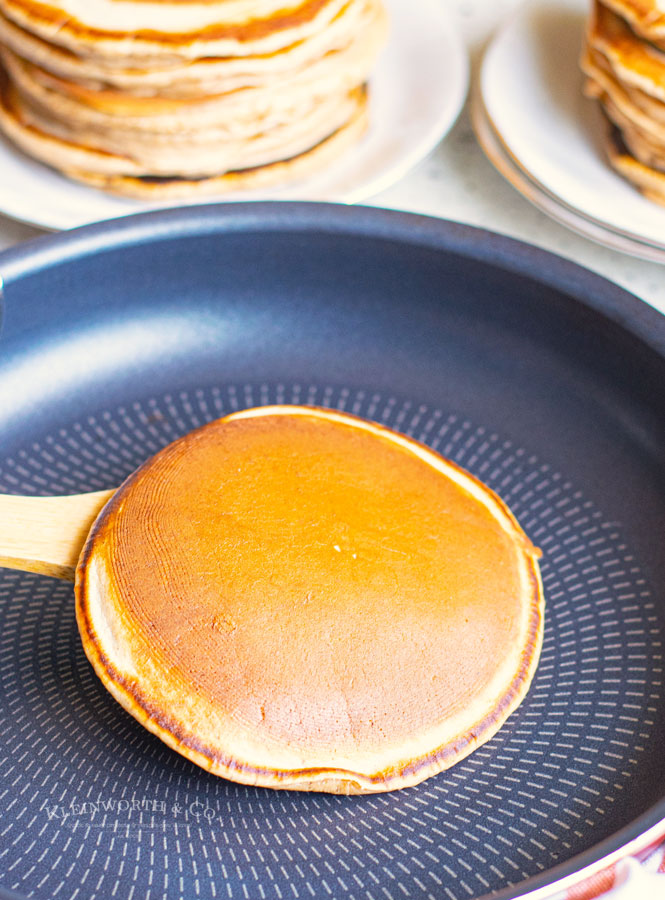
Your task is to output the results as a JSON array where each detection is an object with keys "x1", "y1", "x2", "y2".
[{"x1": 0, "y1": 206, "x2": 663, "y2": 900}]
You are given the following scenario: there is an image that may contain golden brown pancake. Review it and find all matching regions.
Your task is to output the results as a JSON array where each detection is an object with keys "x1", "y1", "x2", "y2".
[
  {"x1": 593, "y1": 82, "x2": 665, "y2": 168},
  {"x1": 0, "y1": 73, "x2": 369, "y2": 195},
  {"x1": 0, "y1": 0, "x2": 383, "y2": 95},
  {"x1": 2, "y1": 72, "x2": 367, "y2": 175},
  {"x1": 600, "y1": 0, "x2": 665, "y2": 48},
  {"x1": 582, "y1": 44, "x2": 665, "y2": 139},
  {"x1": 75, "y1": 406, "x2": 544, "y2": 793},
  {"x1": 588, "y1": 0, "x2": 665, "y2": 102},
  {"x1": 582, "y1": 1, "x2": 665, "y2": 203},
  {"x1": 0, "y1": 27, "x2": 380, "y2": 133},
  {"x1": 60, "y1": 107, "x2": 368, "y2": 198},
  {"x1": 0, "y1": 0, "x2": 355, "y2": 62},
  {"x1": 603, "y1": 118, "x2": 665, "y2": 204}
]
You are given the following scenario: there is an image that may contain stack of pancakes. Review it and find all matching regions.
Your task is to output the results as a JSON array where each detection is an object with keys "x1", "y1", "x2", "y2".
[
  {"x1": 582, "y1": 0, "x2": 665, "y2": 205},
  {"x1": 0, "y1": 0, "x2": 387, "y2": 198}
]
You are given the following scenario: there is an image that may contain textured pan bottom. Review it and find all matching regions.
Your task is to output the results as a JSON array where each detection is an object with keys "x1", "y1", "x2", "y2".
[{"x1": 0, "y1": 381, "x2": 662, "y2": 900}]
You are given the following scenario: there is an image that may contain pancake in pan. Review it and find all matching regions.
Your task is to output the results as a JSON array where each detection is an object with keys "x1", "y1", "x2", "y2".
[{"x1": 76, "y1": 406, "x2": 544, "y2": 793}]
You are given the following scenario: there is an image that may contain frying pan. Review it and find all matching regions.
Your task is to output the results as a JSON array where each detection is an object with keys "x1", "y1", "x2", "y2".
[{"x1": 0, "y1": 203, "x2": 664, "y2": 900}]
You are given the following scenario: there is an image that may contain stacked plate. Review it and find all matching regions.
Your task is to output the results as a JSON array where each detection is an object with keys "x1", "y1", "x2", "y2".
[{"x1": 474, "y1": 0, "x2": 665, "y2": 263}]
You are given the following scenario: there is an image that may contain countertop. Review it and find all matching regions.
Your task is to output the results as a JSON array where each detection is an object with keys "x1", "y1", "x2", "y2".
[{"x1": 1, "y1": 0, "x2": 664, "y2": 316}]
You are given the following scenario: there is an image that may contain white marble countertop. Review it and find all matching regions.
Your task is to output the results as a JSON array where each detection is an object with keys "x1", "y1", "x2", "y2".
[{"x1": 1, "y1": 0, "x2": 664, "y2": 316}]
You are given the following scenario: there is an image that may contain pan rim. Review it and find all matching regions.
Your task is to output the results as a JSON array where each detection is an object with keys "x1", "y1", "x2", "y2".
[
  {"x1": 0, "y1": 201, "x2": 664, "y2": 900},
  {"x1": 0, "y1": 202, "x2": 664, "y2": 354}
]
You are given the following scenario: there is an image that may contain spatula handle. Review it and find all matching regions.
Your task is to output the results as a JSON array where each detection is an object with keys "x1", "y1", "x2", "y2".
[{"x1": 0, "y1": 489, "x2": 115, "y2": 581}]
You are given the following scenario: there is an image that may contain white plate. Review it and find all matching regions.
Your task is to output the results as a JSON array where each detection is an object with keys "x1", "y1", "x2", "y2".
[
  {"x1": 472, "y1": 90, "x2": 665, "y2": 264},
  {"x1": 0, "y1": 0, "x2": 468, "y2": 231},
  {"x1": 479, "y1": 0, "x2": 665, "y2": 260}
]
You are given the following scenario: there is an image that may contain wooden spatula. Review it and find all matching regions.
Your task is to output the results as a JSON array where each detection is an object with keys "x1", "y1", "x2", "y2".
[{"x1": 0, "y1": 490, "x2": 115, "y2": 581}]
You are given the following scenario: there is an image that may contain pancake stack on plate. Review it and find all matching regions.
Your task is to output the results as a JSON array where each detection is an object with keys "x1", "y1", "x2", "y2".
[
  {"x1": 582, "y1": 0, "x2": 665, "y2": 205},
  {"x1": 0, "y1": 0, "x2": 387, "y2": 198}
]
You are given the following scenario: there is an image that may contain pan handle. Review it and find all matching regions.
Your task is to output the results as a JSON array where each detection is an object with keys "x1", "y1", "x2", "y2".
[{"x1": 0, "y1": 489, "x2": 114, "y2": 581}]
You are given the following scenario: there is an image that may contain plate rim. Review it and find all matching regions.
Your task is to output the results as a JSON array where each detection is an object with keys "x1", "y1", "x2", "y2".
[
  {"x1": 471, "y1": 87, "x2": 665, "y2": 265},
  {"x1": 478, "y1": 0, "x2": 665, "y2": 260},
  {"x1": 0, "y1": 201, "x2": 664, "y2": 900}
]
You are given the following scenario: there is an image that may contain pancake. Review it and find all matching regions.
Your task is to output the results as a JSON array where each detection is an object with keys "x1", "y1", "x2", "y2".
[
  {"x1": 0, "y1": 73, "x2": 368, "y2": 185},
  {"x1": 4, "y1": 70, "x2": 367, "y2": 173},
  {"x1": 75, "y1": 405, "x2": 544, "y2": 793},
  {"x1": 50, "y1": 100, "x2": 369, "y2": 198},
  {"x1": 600, "y1": 0, "x2": 665, "y2": 47},
  {"x1": 0, "y1": 0, "x2": 378, "y2": 92},
  {"x1": 584, "y1": 73, "x2": 665, "y2": 193},
  {"x1": 588, "y1": 0, "x2": 665, "y2": 102},
  {"x1": 581, "y1": 1, "x2": 665, "y2": 203},
  {"x1": 582, "y1": 45, "x2": 665, "y2": 139},
  {"x1": 603, "y1": 94, "x2": 665, "y2": 167},
  {"x1": 604, "y1": 120, "x2": 665, "y2": 204},
  {"x1": 0, "y1": 0, "x2": 354, "y2": 62},
  {"x1": 0, "y1": 23, "x2": 382, "y2": 130}
]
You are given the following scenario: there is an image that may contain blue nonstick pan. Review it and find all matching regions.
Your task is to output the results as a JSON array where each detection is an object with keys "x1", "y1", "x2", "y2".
[{"x1": 0, "y1": 203, "x2": 664, "y2": 900}]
